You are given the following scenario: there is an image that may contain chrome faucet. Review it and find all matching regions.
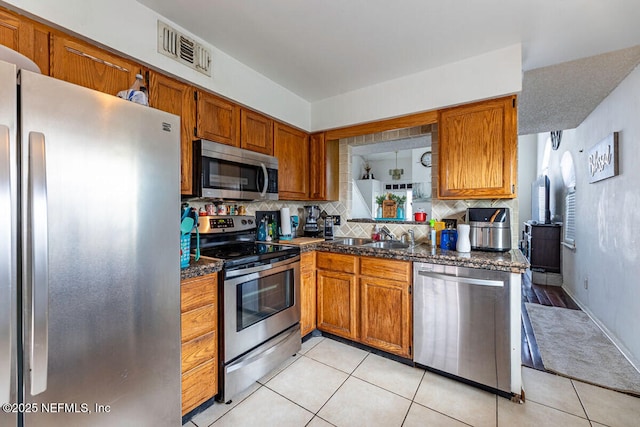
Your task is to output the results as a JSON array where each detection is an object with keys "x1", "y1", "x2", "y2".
[
  {"x1": 379, "y1": 226, "x2": 395, "y2": 240},
  {"x1": 401, "y1": 229, "x2": 416, "y2": 247}
]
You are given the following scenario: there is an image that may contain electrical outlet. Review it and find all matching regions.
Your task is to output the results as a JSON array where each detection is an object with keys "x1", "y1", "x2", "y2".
[{"x1": 584, "y1": 278, "x2": 589, "y2": 289}]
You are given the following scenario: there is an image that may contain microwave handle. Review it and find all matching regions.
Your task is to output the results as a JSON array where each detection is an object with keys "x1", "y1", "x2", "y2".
[{"x1": 259, "y1": 163, "x2": 268, "y2": 197}]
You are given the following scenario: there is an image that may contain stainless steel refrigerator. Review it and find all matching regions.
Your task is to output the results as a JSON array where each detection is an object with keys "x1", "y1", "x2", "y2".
[{"x1": 0, "y1": 59, "x2": 182, "y2": 426}]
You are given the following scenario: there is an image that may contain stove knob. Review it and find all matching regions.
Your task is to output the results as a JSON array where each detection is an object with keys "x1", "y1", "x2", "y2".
[
  {"x1": 248, "y1": 219, "x2": 254, "y2": 224},
  {"x1": 241, "y1": 219, "x2": 247, "y2": 225}
]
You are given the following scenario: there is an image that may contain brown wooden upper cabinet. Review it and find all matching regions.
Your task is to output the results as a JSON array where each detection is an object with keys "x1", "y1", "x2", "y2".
[
  {"x1": 196, "y1": 91, "x2": 239, "y2": 147},
  {"x1": 274, "y1": 122, "x2": 309, "y2": 200},
  {"x1": 0, "y1": 8, "x2": 50, "y2": 74},
  {"x1": 51, "y1": 34, "x2": 140, "y2": 96},
  {"x1": 309, "y1": 132, "x2": 339, "y2": 201},
  {"x1": 438, "y1": 95, "x2": 517, "y2": 199},
  {"x1": 147, "y1": 71, "x2": 196, "y2": 195},
  {"x1": 240, "y1": 109, "x2": 273, "y2": 155}
]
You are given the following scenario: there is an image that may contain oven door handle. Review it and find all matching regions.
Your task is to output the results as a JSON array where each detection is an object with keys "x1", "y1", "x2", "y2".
[{"x1": 225, "y1": 257, "x2": 299, "y2": 287}]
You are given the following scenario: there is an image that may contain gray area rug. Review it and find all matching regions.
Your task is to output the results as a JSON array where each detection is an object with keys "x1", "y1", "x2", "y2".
[{"x1": 525, "y1": 302, "x2": 640, "y2": 396}]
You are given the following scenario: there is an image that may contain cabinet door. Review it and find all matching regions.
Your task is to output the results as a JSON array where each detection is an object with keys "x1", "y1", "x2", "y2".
[
  {"x1": 0, "y1": 9, "x2": 50, "y2": 74},
  {"x1": 300, "y1": 251, "x2": 317, "y2": 337},
  {"x1": 241, "y1": 109, "x2": 273, "y2": 155},
  {"x1": 360, "y1": 276, "x2": 412, "y2": 358},
  {"x1": 309, "y1": 132, "x2": 339, "y2": 201},
  {"x1": 530, "y1": 226, "x2": 561, "y2": 273},
  {"x1": 274, "y1": 122, "x2": 309, "y2": 200},
  {"x1": 148, "y1": 72, "x2": 196, "y2": 195},
  {"x1": 51, "y1": 34, "x2": 140, "y2": 95},
  {"x1": 196, "y1": 91, "x2": 239, "y2": 147},
  {"x1": 438, "y1": 96, "x2": 517, "y2": 199},
  {"x1": 316, "y1": 270, "x2": 358, "y2": 340}
]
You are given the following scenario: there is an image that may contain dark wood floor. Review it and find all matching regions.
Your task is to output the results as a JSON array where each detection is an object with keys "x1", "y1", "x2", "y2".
[{"x1": 521, "y1": 272, "x2": 581, "y2": 371}]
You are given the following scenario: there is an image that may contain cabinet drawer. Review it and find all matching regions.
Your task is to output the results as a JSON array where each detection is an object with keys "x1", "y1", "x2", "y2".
[
  {"x1": 182, "y1": 359, "x2": 217, "y2": 415},
  {"x1": 181, "y1": 304, "x2": 217, "y2": 343},
  {"x1": 360, "y1": 257, "x2": 411, "y2": 282},
  {"x1": 181, "y1": 274, "x2": 217, "y2": 312},
  {"x1": 317, "y1": 252, "x2": 357, "y2": 274},
  {"x1": 181, "y1": 331, "x2": 217, "y2": 373}
]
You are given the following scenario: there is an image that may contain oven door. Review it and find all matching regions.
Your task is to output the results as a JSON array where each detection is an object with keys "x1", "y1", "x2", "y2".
[{"x1": 224, "y1": 256, "x2": 300, "y2": 362}]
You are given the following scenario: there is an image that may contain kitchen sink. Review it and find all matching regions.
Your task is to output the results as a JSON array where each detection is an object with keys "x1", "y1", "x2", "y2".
[
  {"x1": 334, "y1": 237, "x2": 375, "y2": 246},
  {"x1": 363, "y1": 240, "x2": 410, "y2": 249}
]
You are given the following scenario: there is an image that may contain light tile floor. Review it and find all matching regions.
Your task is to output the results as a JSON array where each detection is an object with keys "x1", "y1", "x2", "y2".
[{"x1": 186, "y1": 337, "x2": 640, "y2": 427}]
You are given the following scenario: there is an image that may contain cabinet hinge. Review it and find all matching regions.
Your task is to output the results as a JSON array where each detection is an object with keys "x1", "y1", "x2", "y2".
[
  {"x1": 194, "y1": 90, "x2": 198, "y2": 101},
  {"x1": 144, "y1": 70, "x2": 149, "y2": 87},
  {"x1": 409, "y1": 345, "x2": 412, "y2": 356},
  {"x1": 512, "y1": 98, "x2": 516, "y2": 108},
  {"x1": 193, "y1": 127, "x2": 197, "y2": 137},
  {"x1": 408, "y1": 285, "x2": 412, "y2": 295},
  {"x1": 512, "y1": 184, "x2": 515, "y2": 194}
]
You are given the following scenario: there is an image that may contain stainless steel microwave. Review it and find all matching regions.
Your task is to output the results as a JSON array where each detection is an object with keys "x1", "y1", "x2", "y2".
[{"x1": 193, "y1": 139, "x2": 278, "y2": 200}]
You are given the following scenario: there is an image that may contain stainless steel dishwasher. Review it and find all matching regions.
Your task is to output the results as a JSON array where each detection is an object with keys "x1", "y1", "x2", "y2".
[{"x1": 413, "y1": 262, "x2": 512, "y2": 395}]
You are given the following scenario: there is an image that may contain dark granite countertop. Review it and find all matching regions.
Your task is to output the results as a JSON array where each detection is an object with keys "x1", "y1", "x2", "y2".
[
  {"x1": 180, "y1": 255, "x2": 224, "y2": 281},
  {"x1": 316, "y1": 241, "x2": 529, "y2": 273},
  {"x1": 180, "y1": 238, "x2": 529, "y2": 280}
]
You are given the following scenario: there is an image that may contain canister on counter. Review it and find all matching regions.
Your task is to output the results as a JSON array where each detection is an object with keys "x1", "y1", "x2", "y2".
[
  {"x1": 205, "y1": 204, "x2": 216, "y2": 215},
  {"x1": 217, "y1": 204, "x2": 228, "y2": 215}
]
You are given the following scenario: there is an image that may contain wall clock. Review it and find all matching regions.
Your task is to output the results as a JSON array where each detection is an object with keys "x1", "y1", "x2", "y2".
[{"x1": 420, "y1": 151, "x2": 432, "y2": 167}]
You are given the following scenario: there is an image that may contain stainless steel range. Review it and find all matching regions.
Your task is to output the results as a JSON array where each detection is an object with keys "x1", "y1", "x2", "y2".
[{"x1": 193, "y1": 215, "x2": 301, "y2": 402}]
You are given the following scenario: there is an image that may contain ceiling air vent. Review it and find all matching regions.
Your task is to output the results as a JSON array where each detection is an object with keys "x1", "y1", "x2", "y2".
[{"x1": 157, "y1": 21, "x2": 211, "y2": 77}]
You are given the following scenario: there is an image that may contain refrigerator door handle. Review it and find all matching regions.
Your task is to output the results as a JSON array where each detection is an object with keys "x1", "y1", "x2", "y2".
[
  {"x1": 28, "y1": 131, "x2": 49, "y2": 395},
  {"x1": 0, "y1": 125, "x2": 12, "y2": 403}
]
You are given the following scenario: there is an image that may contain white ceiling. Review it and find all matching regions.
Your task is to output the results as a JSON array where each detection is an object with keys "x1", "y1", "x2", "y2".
[{"x1": 138, "y1": 0, "x2": 640, "y2": 131}]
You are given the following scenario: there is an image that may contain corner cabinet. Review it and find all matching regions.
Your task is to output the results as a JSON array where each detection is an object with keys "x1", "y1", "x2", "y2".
[
  {"x1": 180, "y1": 273, "x2": 218, "y2": 415},
  {"x1": 438, "y1": 96, "x2": 517, "y2": 199},
  {"x1": 316, "y1": 253, "x2": 358, "y2": 340},
  {"x1": 309, "y1": 133, "x2": 339, "y2": 201},
  {"x1": 274, "y1": 122, "x2": 309, "y2": 200},
  {"x1": 147, "y1": 72, "x2": 195, "y2": 195}
]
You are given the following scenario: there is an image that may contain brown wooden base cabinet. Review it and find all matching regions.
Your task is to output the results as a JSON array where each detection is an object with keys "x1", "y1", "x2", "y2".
[
  {"x1": 359, "y1": 257, "x2": 412, "y2": 358},
  {"x1": 316, "y1": 252, "x2": 412, "y2": 358},
  {"x1": 300, "y1": 251, "x2": 317, "y2": 337},
  {"x1": 180, "y1": 273, "x2": 218, "y2": 415}
]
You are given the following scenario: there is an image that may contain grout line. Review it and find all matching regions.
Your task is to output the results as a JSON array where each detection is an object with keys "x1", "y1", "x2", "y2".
[{"x1": 571, "y1": 379, "x2": 592, "y2": 423}]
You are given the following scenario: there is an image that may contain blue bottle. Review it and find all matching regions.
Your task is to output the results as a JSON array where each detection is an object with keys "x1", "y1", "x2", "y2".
[{"x1": 257, "y1": 218, "x2": 267, "y2": 241}]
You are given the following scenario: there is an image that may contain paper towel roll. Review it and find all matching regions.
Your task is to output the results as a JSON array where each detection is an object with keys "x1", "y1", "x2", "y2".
[{"x1": 280, "y1": 208, "x2": 292, "y2": 236}]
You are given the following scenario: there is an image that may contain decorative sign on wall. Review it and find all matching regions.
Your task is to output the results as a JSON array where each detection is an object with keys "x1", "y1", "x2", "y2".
[{"x1": 588, "y1": 132, "x2": 619, "y2": 183}]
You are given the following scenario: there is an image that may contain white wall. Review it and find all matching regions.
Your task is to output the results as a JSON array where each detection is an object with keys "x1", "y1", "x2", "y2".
[
  {"x1": 548, "y1": 64, "x2": 640, "y2": 368},
  {"x1": 4, "y1": 1, "x2": 523, "y2": 133},
  {"x1": 311, "y1": 44, "x2": 523, "y2": 131},
  {"x1": 2, "y1": 0, "x2": 311, "y2": 130},
  {"x1": 517, "y1": 134, "x2": 538, "y2": 240}
]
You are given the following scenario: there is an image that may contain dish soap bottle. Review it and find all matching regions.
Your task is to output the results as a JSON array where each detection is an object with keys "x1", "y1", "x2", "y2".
[{"x1": 257, "y1": 217, "x2": 267, "y2": 241}]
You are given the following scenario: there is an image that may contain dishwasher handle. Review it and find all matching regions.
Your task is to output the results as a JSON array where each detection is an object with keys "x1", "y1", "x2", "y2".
[{"x1": 417, "y1": 270, "x2": 504, "y2": 287}]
